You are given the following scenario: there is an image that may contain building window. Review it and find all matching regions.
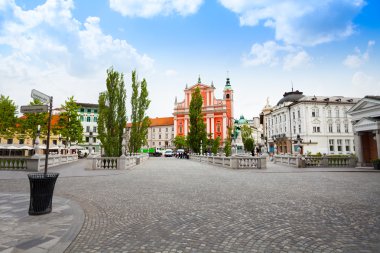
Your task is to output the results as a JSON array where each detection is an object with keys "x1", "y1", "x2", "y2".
[
  {"x1": 85, "y1": 137, "x2": 89, "y2": 142},
  {"x1": 336, "y1": 109, "x2": 340, "y2": 118},
  {"x1": 94, "y1": 109, "x2": 98, "y2": 113},
  {"x1": 345, "y1": 139, "x2": 350, "y2": 151},
  {"x1": 94, "y1": 117, "x2": 97, "y2": 122},
  {"x1": 328, "y1": 109, "x2": 332, "y2": 117},
  {"x1": 292, "y1": 112, "x2": 295, "y2": 119},
  {"x1": 166, "y1": 128, "x2": 168, "y2": 132},
  {"x1": 329, "y1": 139, "x2": 334, "y2": 151},
  {"x1": 86, "y1": 126, "x2": 90, "y2": 132},
  {"x1": 153, "y1": 142, "x2": 155, "y2": 146},
  {"x1": 298, "y1": 110, "x2": 301, "y2": 118},
  {"x1": 93, "y1": 126, "x2": 97, "y2": 133},
  {"x1": 165, "y1": 134, "x2": 168, "y2": 139},
  {"x1": 87, "y1": 117, "x2": 91, "y2": 122},
  {"x1": 93, "y1": 137, "x2": 97, "y2": 143},
  {"x1": 313, "y1": 126, "x2": 320, "y2": 133},
  {"x1": 159, "y1": 134, "x2": 161, "y2": 139},
  {"x1": 172, "y1": 134, "x2": 174, "y2": 138},
  {"x1": 53, "y1": 140, "x2": 57, "y2": 145},
  {"x1": 337, "y1": 124, "x2": 341, "y2": 133},
  {"x1": 159, "y1": 141, "x2": 161, "y2": 146},
  {"x1": 80, "y1": 116, "x2": 84, "y2": 122},
  {"x1": 226, "y1": 94, "x2": 230, "y2": 99},
  {"x1": 298, "y1": 125, "x2": 301, "y2": 133},
  {"x1": 179, "y1": 126, "x2": 183, "y2": 134},
  {"x1": 159, "y1": 128, "x2": 161, "y2": 132},
  {"x1": 293, "y1": 125, "x2": 296, "y2": 134},
  {"x1": 217, "y1": 123, "x2": 221, "y2": 132},
  {"x1": 7, "y1": 139, "x2": 13, "y2": 144},
  {"x1": 80, "y1": 108, "x2": 84, "y2": 112},
  {"x1": 328, "y1": 124, "x2": 333, "y2": 133},
  {"x1": 172, "y1": 127, "x2": 174, "y2": 131},
  {"x1": 87, "y1": 109, "x2": 91, "y2": 113},
  {"x1": 19, "y1": 139, "x2": 24, "y2": 144},
  {"x1": 337, "y1": 139, "x2": 342, "y2": 152},
  {"x1": 344, "y1": 124, "x2": 349, "y2": 133}
]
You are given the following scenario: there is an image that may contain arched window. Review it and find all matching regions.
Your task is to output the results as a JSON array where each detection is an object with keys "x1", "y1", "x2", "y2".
[{"x1": 226, "y1": 94, "x2": 230, "y2": 99}]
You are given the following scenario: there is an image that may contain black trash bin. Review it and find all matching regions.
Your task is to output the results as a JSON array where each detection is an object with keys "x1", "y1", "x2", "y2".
[{"x1": 28, "y1": 172, "x2": 59, "y2": 215}]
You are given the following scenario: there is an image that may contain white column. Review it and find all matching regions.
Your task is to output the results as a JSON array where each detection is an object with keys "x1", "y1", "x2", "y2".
[
  {"x1": 174, "y1": 118, "x2": 177, "y2": 136},
  {"x1": 184, "y1": 118, "x2": 188, "y2": 136},
  {"x1": 211, "y1": 117, "x2": 214, "y2": 136},
  {"x1": 376, "y1": 130, "x2": 380, "y2": 158},
  {"x1": 223, "y1": 114, "x2": 227, "y2": 141},
  {"x1": 206, "y1": 117, "x2": 210, "y2": 134},
  {"x1": 354, "y1": 132, "x2": 363, "y2": 166}
]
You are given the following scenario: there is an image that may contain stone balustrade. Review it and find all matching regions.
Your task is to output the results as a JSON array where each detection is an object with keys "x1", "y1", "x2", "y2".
[
  {"x1": 190, "y1": 154, "x2": 266, "y2": 169},
  {"x1": 0, "y1": 154, "x2": 78, "y2": 171},
  {"x1": 88, "y1": 154, "x2": 149, "y2": 170},
  {"x1": 274, "y1": 155, "x2": 357, "y2": 168}
]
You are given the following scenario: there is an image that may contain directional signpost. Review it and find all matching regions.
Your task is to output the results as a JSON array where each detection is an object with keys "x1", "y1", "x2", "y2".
[
  {"x1": 31, "y1": 89, "x2": 50, "y2": 104},
  {"x1": 20, "y1": 105, "x2": 48, "y2": 114},
  {"x1": 21, "y1": 89, "x2": 53, "y2": 175}
]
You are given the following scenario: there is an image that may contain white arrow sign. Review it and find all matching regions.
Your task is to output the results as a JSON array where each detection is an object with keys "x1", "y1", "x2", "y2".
[
  {"x1": 20, "y1": 105, "x2": 48, "y2": 113},
  {"x1": 31, "y1": 89, "x2": 50, "y2": 104}
]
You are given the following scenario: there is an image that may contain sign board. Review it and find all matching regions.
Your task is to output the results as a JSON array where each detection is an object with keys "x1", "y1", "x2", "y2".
[
  {"x1": 20, "y1": 105, "x2": 48, "y2": 113},
  {"x1": 31, "y1": 89, "x2": 50, "y2": 104}
]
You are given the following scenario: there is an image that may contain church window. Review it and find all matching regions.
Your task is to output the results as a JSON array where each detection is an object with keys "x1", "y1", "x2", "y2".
[{"x1": 226, "y1": 94, "x2": 230, "y2": 99}]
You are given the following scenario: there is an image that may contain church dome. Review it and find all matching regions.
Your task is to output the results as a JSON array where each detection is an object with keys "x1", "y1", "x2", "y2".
[{"x1": 277, "y1": 90, "x2": 304, "y2": 105}]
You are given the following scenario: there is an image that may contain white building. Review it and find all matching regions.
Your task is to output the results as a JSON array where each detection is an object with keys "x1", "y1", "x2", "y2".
[
  {"x1": 264, "y1": 90, "x2": 360, "y2": 155},
  {"x1": 127, "y1": 117, "x2": 175, "y2": 151},
  {"x1": 76, "y1": 103, "x2": 101, "y2": 154}
]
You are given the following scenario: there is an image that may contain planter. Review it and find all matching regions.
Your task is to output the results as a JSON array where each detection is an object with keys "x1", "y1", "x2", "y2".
[
  {"x1": 373, "y1": 163, "x2": 380, "y2": 170},
  {"x1": 28, "y1": 172, "x2": 59, "y2": 215}
]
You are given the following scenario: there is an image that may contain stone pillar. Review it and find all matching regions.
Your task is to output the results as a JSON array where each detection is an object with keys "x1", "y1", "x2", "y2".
[
  {"x1": 211, "y1": 117, "x2": 214, "y2": 136},
  {"x1": 184, "y1": 118, "x2": 188, "y2": 136},
  {"x1": 354, "y1": 132, "x2": 364, "y2": 166},
  {"x1": 174, "y1": 118, "x2": 177, "y2": 136},
  {"x1": 376, "y1": 130, "x2": 380, "y2": 159}
]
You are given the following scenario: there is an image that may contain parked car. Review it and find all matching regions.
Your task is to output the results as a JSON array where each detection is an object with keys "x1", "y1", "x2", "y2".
[{"x1": 164, "y1": 149, "x2": 173, "y2": 157}]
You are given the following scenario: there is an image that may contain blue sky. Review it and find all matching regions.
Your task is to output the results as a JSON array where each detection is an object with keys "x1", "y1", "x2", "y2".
[{"x1": 1, "y1": 0, "x2": 379, "y2": 119}]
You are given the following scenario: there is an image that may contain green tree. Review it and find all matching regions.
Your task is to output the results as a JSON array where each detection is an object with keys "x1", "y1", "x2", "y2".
[
  {"x1": 98, "y1": 67, "x2": 127, "y2": 157},
  {"x1": 240, "y1": 124, "x2": 252, "y2": 143},
  {"x1": 224, "y1": 127, "x2": 232, "y2": 156},
  {"x1": 57, "y1": 96, "x2": 83, "y2": 145},
  {"x1": 211, "y1": 136, "x2": 221, "y2": 155},
  {"x1": 187, "y1": 87, "x2": 206, "y2": 153},
  {"x1": 173, "y1": 135, "x2": 187, "y2": 149},
  {"x1": 243, "y1": 137, "x2": 254, "y2": 153},
  {"x1": 0, "y1": 95, "x2": 18, "y2": 138},
  {"x1": 129, "y1": 70, "x2": 151, "y2": 153},
  {"x1": 20, "y1": 99, "x2": 49, "y2": 142}
]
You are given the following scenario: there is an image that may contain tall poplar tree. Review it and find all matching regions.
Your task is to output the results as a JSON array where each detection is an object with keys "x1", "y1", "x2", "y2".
[
  {"x1": 98, "y1": 67, "x2": 127, "y2": 157},
  {"x1": 187, "y1": 87, "x2": 206, "y2": 153},
  {"x1": 0, "y1": 95, "x2": 18, "y2": 138},
  {"x1": 57, "y1": 96, "x2": 83, "y2": 144},
  {"x1": 129, "y1": 70, "x2": 151, "y2": 153}
]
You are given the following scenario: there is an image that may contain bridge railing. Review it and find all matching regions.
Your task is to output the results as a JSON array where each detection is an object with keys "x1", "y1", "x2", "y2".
[
  {"x1": 88, "y1": 154, "x2": 149, "y2": 170},
  {"x1": 274, "y1": 155, "x2": 356, "y2": 168},
  {"x1": 0, "y1": 154, "x2": 78, "y2": 171},
  {"x1": 190, "y1": 154, "x2": 266, "y2": 169}
]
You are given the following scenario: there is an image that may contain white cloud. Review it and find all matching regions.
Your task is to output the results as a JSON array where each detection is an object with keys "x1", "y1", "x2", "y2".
[
  {"x1": 0, "y1": 0, "x2": 154, "y2": 109},
  {"x1": 343, "y1": 40, "x2": 375, "y2": 68},
  {"x1": 219, "y1": 0, "x2": 366, "y2": 46},
  {"x1": 351, "y1": 71, "x2": 380, "y2": 95},
  {"x1": 109, "y1": 0, "x2": 204, "y2": 18},
  {"x1": 165, "y1": 69, "x2": 177, "y2": 77},
  {"x1": 243, "y1": 41, "x2": 311, "y2": 70}
]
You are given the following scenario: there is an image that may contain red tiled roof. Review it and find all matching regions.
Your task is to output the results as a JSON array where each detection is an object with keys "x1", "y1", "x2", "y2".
[{"x1": 126, "y1": 117, "x2": 174, "y2": 128}]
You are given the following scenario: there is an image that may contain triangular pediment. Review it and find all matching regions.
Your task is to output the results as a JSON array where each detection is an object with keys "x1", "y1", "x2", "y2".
[
  {"x1": 348, "y1": 97, "x2": 380, "y2": 113},
  {"x1": 187, "y1": 83, "x2": 211, "y2": 91},
  {"x1": 354, "y1": 117, "x2": 377, "y2": 127}
]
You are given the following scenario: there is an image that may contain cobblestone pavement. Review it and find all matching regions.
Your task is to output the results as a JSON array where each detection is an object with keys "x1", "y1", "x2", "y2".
[
  {"x1": 0, "y1": 193, "x2": 83, "y2": 253},
  {"x1": 1, "y1": 158, "x2": 380, "y2": 252}
]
